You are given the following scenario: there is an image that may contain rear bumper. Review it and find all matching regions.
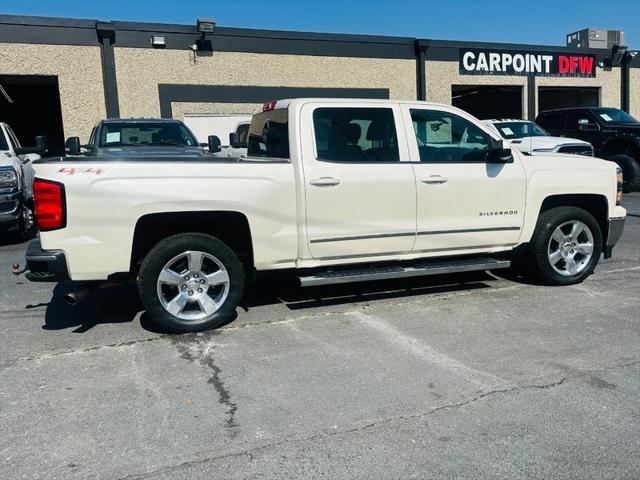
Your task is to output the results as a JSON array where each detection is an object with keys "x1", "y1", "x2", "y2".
[
  {"x1": 604, "y1": 216, "x2": 625, "y2": 259},
  {"x1": 24, "y1": 238, "x2": 70, "y2": 282}
]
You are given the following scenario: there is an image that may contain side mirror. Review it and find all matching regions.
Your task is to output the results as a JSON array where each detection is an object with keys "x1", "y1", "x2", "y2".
[
  {"x1": 35, "y1": 135, "x2": 48, "y2": 152},
  {"x1": 487, "y1": 146, "x2": 513, "y2": 164},
  {"x1": 577, "y1": 119, "x2": 598, "y2": 131},
  {"x1": 65, "y1": 136, "x2": 81, "y2": 155},
  {"x1": 208, "y1": 135, "x2": 221, "y2": 153},
  {"x1": 229, "y1": 132, "x2": 238, "y2": 148}
]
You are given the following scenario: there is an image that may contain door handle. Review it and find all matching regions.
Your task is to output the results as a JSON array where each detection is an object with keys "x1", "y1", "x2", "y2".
[
  {"x1": 309, "y1": 177, "x2": 340, "y2": 187},
  {"x1": 420, "y1": 175, "x2": 448, "y2": 184}
]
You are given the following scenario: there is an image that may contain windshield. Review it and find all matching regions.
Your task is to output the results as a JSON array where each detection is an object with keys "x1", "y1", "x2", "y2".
[
  {"x1": 493, "y1": 121, "x2": 548, "y2": 139},
  {"x1": 0, "y1": 127, "x2": 8, "y2": 151},
  {"x1": 594, "y1": 108, "x2": 638, "y2": 125},
  {"x1": 99, "y1": 122, "x2": 199, "y2": 147}
]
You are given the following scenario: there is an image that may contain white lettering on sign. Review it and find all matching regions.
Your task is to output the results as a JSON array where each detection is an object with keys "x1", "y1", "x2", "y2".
[
  {"x1": 459, "y1": 50, "x2": 595, "y2": 77},
  {"x1": 463, "y1": 51, "x2": 475, "y2": 70}
]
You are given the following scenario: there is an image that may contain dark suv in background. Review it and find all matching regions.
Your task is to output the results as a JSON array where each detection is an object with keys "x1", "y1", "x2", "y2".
[{"x1": 536, "y1": 107, "x2": 640, "y2": 192}]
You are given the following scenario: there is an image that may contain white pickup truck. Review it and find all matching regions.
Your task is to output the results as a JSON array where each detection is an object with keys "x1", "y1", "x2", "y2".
[
  {"x1": 482, "y1": 119, "x2": 594, "y2": 156},
  {"x1": 23, "y1": 99, "x2": 626, "y2": 332}
]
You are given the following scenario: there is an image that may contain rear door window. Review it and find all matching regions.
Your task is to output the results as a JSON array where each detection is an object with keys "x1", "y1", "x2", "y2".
[
  {"x1": 312, "y1": 107, "x2": 399, "y2": 162},
  {"x1": 247, "y1": 109, "x2": 289, "y2": 159}
]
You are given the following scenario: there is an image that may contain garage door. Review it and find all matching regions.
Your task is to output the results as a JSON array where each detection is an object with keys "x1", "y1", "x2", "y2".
[
  {"x1": 0, "y1": 75, "x2": 65, "y2": 156},
  {"x1": 538, "y1": 87, "x2": 599, "y2": 113},
  {"x1": 452, "y1": 85, "x2": 523, "y2": 120}
]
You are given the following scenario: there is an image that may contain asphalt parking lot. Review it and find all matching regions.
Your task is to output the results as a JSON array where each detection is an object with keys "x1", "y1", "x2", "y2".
[{"x1": 0, "y1": 194, "x2": 639, "y2": 480}]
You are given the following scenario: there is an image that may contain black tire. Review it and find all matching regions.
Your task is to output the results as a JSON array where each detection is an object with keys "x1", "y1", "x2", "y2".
[
  {"x1": 609, "y1": 153, "x2": 640, "y2": 193},
  {"x1": 138, "y1": 233, "x2": 245, "y2": 333},
  {"x1": 528, "y1": 206, "x2": 602, "y2": 286}
]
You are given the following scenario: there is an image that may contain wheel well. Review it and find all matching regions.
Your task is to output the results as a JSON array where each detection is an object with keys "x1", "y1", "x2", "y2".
[
  {"x1": 602, "y1": 138, "x2": 640, "y2": 158},
  {"x1": 539, "y1": 194, "x2": 608, "y2": 241},
  {"x1": 130, "y1": 211, "x2": 253, "y2": 273}
]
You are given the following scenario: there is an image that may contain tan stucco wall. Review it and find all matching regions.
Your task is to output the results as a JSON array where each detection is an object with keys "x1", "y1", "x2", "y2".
[
  {"x1": 0, "y1": 43, "x2": 106, "y2": 142},
  {"x1": 113, "y1": 48, "x2": 416, "y2": 118},
  {"x1": 630, "y1": 68, "x2": 640, "y2": 120},
  {"x1": 536, "y1": 67, "x2": 620, "y2": 116},
  {"x1": 172, "y1": 102, "x2": 261, "y2": 119},
  {"x1": 425, "y1": 60, "x2": 528, "y2": 114}
]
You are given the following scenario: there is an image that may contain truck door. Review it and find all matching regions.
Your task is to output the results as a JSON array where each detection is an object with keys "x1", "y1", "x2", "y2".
[
  {"x1": 563, "y1": 110, "x2": 602, "y2": 150},
  {"x1": 402, "y1": 105, "x2": 526, "y2": 253},
  {"x1": 300, "y1": 103, "x2": 416, "y2": 259}
]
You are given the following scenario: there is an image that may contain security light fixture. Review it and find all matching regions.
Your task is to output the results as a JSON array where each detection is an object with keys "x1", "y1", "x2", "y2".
[
  {"x1": 611, "y1": 45, "x2": 628, "y2": 67},
  {"x1": 197, "y1": 18, "x2": 216, "y2": 34},
  {"x1": 151, "y1": 35, "x2": 166, "y2": 48}
]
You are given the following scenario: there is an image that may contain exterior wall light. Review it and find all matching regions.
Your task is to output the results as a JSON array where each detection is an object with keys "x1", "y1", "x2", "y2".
[
  {"x1": 151, "y1": 35, "x2": 166, "y2": 48},
  {"x1": 197, "y1": 19, "x2": 216, "y2": 34}
]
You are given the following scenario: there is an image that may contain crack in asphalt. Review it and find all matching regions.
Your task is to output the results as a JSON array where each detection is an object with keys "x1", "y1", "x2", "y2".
[
  {"x1": 172, "y1": 334, "x2": 239, "y2": 436},
  {"x1": 116, "y1": 358, "x2": 639, "y2": 480}
]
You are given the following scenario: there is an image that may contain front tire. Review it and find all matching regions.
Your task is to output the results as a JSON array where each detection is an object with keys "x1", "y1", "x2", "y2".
[
  {"x1": 529, "y1": 206, "x2": 602, "y2": 285},
  {"x1": 138, "y1": 233, "x2": 245, "y2": 333}
]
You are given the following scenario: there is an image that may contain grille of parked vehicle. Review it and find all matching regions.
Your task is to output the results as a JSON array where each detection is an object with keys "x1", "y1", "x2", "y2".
[
  {"x1": 557, "y1": 145, "x2": 593, "y2": 156},
  {"x1": 0, "y1": 200, "x2": 18, "y2": 213}
]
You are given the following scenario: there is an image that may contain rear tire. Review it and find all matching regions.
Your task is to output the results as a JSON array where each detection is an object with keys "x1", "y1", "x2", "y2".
[
  {"x1": 610, "y1": 153, "x2": 640, "y2": 193},
  {"x1": 138, "y1": 233, "x2": 245, "y2": 333},
  {"x1": 528, "y1": 206, "x2": 602, "y2": 285}
]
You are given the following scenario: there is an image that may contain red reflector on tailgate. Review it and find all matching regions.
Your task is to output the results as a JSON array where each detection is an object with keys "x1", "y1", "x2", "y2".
[{"x1": 33, "y1": 179, "x2": 66, "y2": 231}]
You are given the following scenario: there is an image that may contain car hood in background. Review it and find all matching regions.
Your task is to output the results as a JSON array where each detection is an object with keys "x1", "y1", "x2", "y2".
[
  {"x1": 507, "y1": 136, "x2": 591, "y2": 149},
  {"x1": 95, "y1": 146, "x2": 211, "y2": 158}
]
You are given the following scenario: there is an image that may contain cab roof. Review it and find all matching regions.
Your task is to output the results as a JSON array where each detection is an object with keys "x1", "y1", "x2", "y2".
[{"x1": 271, "y1": 98, "x2": 448, "y2": 110}]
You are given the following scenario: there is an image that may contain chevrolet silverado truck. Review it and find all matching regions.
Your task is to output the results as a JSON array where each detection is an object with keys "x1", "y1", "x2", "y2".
[
  {"x1": 22, "y1": 99, "x2": 626, "y2": 332},
  {"x1": 482, "y1": 119, "x2": 593, "y2": 156}
]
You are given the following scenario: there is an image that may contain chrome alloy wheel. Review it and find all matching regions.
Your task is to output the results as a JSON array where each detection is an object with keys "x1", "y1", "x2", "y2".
[
  {"x1": 156, "y1": 250, "x2": 230, "y2": 321},
  {"x1": 547, "y1": 220, "x2": 594, "y2": 277}
]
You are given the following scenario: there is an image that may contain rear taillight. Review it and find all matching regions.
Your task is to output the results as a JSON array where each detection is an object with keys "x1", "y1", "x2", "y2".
[{"x1": 33, "y1": 179, "x2": 66, "y2": 231}]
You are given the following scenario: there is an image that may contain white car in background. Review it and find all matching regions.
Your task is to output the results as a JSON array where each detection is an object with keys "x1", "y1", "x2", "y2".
[
  {"x1": 0, "y1": 122, "x2": 42, "y2": 238},
  {"x1": 483, "y1": 119, "x2": 593, "y2": 156}
]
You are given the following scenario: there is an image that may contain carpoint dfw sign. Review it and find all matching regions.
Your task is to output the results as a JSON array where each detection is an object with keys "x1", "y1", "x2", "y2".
[{"x1": 459, "y1": 48, "x2": 596, "y2": 77}]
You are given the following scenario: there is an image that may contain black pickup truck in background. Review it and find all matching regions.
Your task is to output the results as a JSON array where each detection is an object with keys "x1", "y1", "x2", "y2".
[
  {"x1": 64, "y1": 118, "x2": 223, "y2": 159},
  {"x1": 536, "y1": 107, "x2": 640, "y2": 192}
]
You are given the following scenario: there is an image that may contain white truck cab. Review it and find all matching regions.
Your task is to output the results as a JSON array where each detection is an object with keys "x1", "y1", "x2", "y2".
[
  {"x1": 23, "y1": 99, "x2": 626, "y2": 332},
  {"x1": 0, "y1": 122, "x2": 41, "y2": 237},
  {"x1": 483, "y1": 119, "x2": 593, "y2": 156}
]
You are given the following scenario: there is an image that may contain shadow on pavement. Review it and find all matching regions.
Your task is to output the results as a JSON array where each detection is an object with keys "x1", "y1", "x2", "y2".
[
  {"x1": 243, "y1": 270, "x2": 496, "y2": 311},
  {"x1": 42, "y1": 281, "x2": 164, "y2": 334},
  {"x1": 41, "y1": 270, "x2": 501, "y2": 333}
]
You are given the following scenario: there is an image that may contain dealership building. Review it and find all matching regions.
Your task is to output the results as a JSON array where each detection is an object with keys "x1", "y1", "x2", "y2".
[{"x1": 1, "y1": 14, "x2": 638, "y2": 153}]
